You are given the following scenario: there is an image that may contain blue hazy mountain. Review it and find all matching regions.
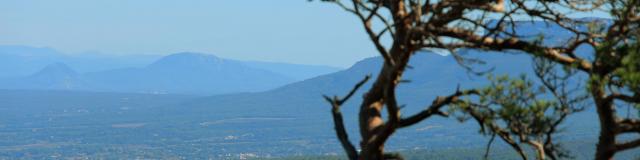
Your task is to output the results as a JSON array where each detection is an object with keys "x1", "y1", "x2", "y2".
[
  {"x1": 0, "y1": 47, "x2": 341, "y2": 94},
  {"x1": 0, "y1": 45, "x2": 65, "y2": 78},
  {"x1": 0, "y1": 52, "x2": 295, "y2": 95},
  {"x1": 61, "y1": 52, "x2": 160, "y2": 73},
  {"x1": 0, "y1": 63, "x2": 87, "y2": 90},
  {"x1": 22, "y1": 63, "x2": 83, "y2": 90},
  {"x1": 0, "y1": 45, "x2": 158, "y2": 78},
  {"x1": 180, "y1": 50, "x2": 533, "y2": 118},
  {"x1": 83, "y1": 52, "x2": 296, "y2": 94}
]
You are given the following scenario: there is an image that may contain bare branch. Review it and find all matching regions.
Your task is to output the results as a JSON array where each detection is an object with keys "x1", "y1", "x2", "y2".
[
  {"x1": 616, "y1": 119, "x2": 640, "y2": 133},
  {"x1": 608, "y1": 93, "x2": 640, "y2": 104},
  {"x1": 484, "y1": 133, "x2": 497, "y2": 160},
  {"x1": 615, "y1": 138, "x2": 640, "y2": 152},
  {"x1": 323, "y1": 75, "x2": 371, "y2": 160},
  {"x1": 427, "y1": 26, "x2": 594, "y2": 72},
  {"x1": 351, "y1": 0, "x2": 396, "y2": 66},
  {"x1": 328, "y1": 104, "x2": 359, "y2": 160},
  {"x1": 399, "y1": 89, "x2": 479, "y2": 128}
]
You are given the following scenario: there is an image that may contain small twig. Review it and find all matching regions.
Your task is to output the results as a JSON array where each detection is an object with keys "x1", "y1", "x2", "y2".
[{"x1": 484, "y1": 133, "x2": 497, "y2": 160}]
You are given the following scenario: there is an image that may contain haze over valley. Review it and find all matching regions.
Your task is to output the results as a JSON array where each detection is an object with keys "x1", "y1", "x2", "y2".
[
  {"x1": 2, "y1": 1, "x2": 640, "y2": 159},
  {"x1": 1, "y1": 38, "x2": 638, "y2": 159}
]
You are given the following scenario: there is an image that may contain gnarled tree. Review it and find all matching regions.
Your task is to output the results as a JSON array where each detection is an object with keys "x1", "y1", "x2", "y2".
[{"x1": 318, "y1": 0, "x2": 640, "y2": 159}]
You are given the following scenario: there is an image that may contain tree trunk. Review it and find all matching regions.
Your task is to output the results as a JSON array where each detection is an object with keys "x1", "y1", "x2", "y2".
[
  {"x1": 592, "y1": 78, "x2": 617, "y2": 160},
  {"x1": 358, "y1": 64, "x2": 393, "y2": 160},
  {"x1": 359, "y1": 145, "x2": 385, "y2": 160}
]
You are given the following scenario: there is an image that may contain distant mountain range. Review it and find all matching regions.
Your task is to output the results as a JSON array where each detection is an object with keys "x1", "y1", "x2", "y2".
[
  {"x1": 0, "y1": 46, "x2": 341, "y2": 95},
  {"x1": 178, "y1": 50, "x2": 536, "y2": 118},
  {"x1": 164, "y1": 19, "x2": 604, "y2": 152},
  {"x1": 158, "y1": 48, "x2": 604, "y2": 157},
  {"x1": 1, "y1": 19, "x2": 636, "y2": 159},
  {"x1": 0, "y1": 45, "x2": 159, "y2": 78}
]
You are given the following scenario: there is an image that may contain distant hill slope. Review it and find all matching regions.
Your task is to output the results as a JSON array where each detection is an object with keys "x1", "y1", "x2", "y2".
[
  {"x1": 0, "y1": 45, "x2": 64, "y2": 78},
  {"x1": 143, "y1": 50, "x2": 606, "y2": 157},
  {"x1": 0, "y1": 48, "x2": 341, "y2": 95},
  {"x1": 18, "y1": 63, "x2": 85, "y2": 90},
  {"x1": 163, "y1": 20, "x2": 612, "y2": 157},
  {"x1": 181, "y1": 50, "x2": 534, "y2": 117},
  {"x1": 0, "y1": 53, "x2": 293, "y2": 95},
  {"x1": 83, "y1": 52, "x2": 296, "y2": 94},
  {"x1": 0, "y1": 45, "x2": 341, "y2": 80},
  {"x1": 0, "y1": 45, "x2": 158, "y2": 78},
  {"x1": 183, "y1": 17, "x2": 611, "y2": 112}
]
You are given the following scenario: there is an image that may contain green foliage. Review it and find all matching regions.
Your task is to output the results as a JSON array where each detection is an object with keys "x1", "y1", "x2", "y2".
[
  {"x1": 613, "y1": 40, "x2": 640, "y2": 92},
  {"x1": 468, "y1": 74, "x2": 563, "y2": 135},
  {"x1": 450, "y1": 61, "x2": 588, "y2": 158}
]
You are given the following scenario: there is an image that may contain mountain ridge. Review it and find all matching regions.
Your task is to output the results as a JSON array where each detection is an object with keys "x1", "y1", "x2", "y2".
[
  {"x1": 0, "y1": 51, "x2": 340, "y2": 95},
  {"x1": 0, "y1": 45, "x2": 341, "y2": 82}
]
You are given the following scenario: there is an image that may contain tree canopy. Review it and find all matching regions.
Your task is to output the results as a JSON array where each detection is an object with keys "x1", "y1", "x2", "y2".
[{"x1": 318, "y1": 0, "x2": 640, "y2": 159}]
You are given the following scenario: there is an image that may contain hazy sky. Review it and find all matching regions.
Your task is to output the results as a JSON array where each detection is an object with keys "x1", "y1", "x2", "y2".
[
  {"x1": 0, "y1": 0, "x2": 378, "y2": 67},
  {"x1": 0, "y1": 1, "x2": 610, "y2": 67}
]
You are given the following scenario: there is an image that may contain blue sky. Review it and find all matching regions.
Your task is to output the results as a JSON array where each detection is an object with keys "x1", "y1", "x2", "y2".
[
  {"x1": 0, "y1": 0, "x2": 378, "y2": 67},
  {"x1": 0, "y1": 1, "x2": 610, "y2": 67}
]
